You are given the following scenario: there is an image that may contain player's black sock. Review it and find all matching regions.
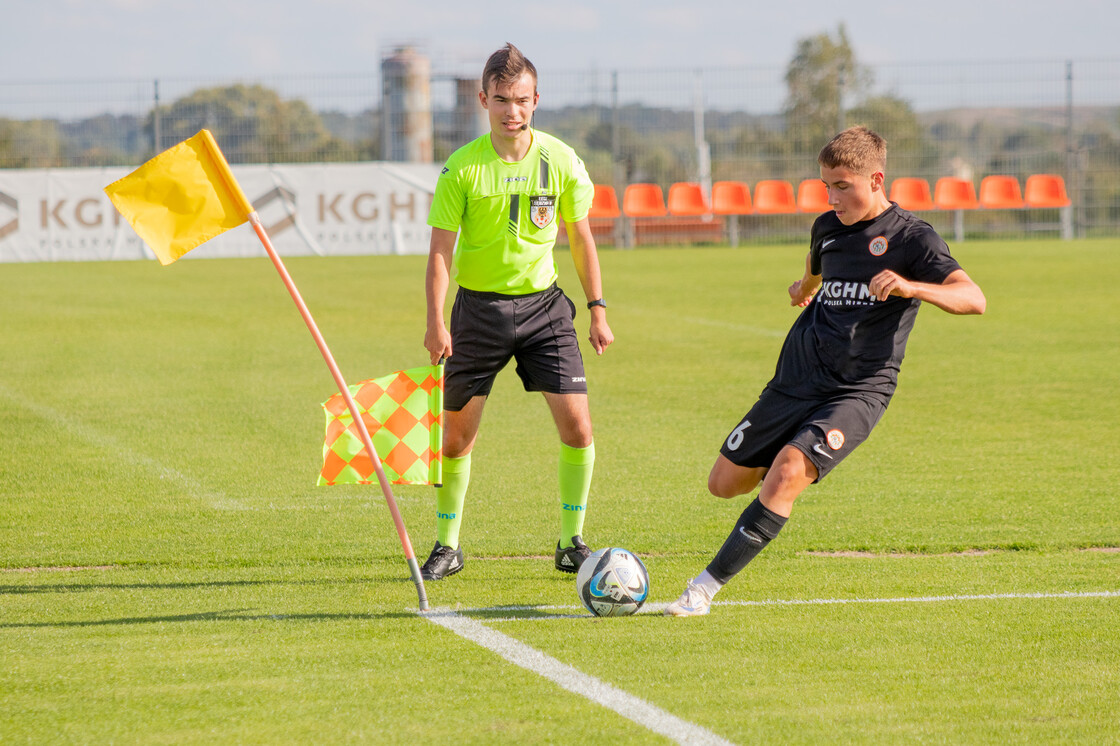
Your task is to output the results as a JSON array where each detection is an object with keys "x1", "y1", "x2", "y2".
[{"x1": 706, "y1": 497, "x2": 788, "y2": 584}]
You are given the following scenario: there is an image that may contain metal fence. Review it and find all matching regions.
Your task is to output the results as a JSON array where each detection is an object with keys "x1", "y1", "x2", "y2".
[{"x1": 2, "y1": 57, "x2": 1118, "y2": 241}]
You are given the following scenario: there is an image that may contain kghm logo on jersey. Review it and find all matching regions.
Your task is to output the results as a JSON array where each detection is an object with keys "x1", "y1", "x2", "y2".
[
  {"x1": 819, "y1": 281, "x2": 876, "y2": 304},
  {"x1": 826, "y1": 429, "x2": 845, "y2": 450},
  {"x1": 869, "y1": 235, "x2": 888, "y2": 256},
  {"x1": 530, "y1": 194, "x2": 556, "y2": 229}
]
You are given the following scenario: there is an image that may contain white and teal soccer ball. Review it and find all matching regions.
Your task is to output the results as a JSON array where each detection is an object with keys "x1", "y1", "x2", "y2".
[{"x1": 575, "y1": 547, "x2": 650, "y2": 617}]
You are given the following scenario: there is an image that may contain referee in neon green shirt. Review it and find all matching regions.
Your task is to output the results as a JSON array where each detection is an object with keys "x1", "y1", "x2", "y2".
[{"x1": 422, "y1": 43, "x2": 614, "y2": 580}]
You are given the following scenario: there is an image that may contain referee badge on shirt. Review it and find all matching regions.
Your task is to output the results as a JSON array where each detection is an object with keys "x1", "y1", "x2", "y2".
[{"x1": 530, "y1": 195, "x2": 557, "y2": 229}]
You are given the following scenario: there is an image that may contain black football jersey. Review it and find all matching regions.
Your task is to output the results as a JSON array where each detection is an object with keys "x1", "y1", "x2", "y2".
[{"x1": 769, "y1": 205, "x2": 961, "y2": 398}]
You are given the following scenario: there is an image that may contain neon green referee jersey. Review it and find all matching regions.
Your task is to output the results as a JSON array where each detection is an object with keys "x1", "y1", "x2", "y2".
[{"x1": 427, "y1": 129, "x2": 594, "y2": 294}]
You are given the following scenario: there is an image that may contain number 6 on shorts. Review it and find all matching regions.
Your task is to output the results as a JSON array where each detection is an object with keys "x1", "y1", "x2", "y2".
[{"x1": 726, "y1": 419, "x2": 751, "y2": 450}]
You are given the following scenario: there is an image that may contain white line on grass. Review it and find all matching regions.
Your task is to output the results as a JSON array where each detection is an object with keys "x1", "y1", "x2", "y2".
[
  {"x1": 710, "y1": 588, "x2": 1120, "y2": 607},
  {"x1": 0, "y1": 383, "x2": 250, "y2": 511},
  {"x1": 423, "y1": 607, "x2": 735, "y2": 746},
  {"x1": 465, "y1": 589, "x2": 1120, "y2": 622}
]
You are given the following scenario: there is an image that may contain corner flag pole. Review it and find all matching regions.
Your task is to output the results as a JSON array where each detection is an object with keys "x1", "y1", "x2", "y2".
[
  {"x1": 247, "y1": 212, "x2": 429, "y2": 612},
  {"x1": 104, "y1": 129, "x2": 428, "y2": 610}
]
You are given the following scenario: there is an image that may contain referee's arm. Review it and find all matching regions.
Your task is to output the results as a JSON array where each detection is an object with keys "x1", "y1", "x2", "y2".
[
  {"x1": 565, "y1": 217, "x2": 613, "y2": 356},
  {"x1": 424, "y1": 227, "x2": 458, "y2": 363}
]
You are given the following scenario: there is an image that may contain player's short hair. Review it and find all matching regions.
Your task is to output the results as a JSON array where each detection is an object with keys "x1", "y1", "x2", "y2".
[
  {"x1": 818, "y1": 126, "x2": 887, "y2": 175},
  {"x1": 482, "y1": 43, "x2": 538, "y2": 95}
]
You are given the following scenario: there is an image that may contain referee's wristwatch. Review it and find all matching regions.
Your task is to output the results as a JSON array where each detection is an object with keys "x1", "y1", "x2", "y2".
[{"x1": 587, "y1": 299, "x2": 607, "y2": 309}]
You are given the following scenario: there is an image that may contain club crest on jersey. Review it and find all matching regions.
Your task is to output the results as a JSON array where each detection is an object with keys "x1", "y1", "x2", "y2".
[
  {"x1": 530, "y1": 195, "x2": 556, "y2": 229},
  {"x1": 826, "y1": 429, "x2": 845, "y2": 450},
  {"x1": 869, "y1": 236, "x2": 888, "y2": 256}
]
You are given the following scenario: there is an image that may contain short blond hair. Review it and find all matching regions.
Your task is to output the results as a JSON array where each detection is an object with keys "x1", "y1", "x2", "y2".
[{"x1": 818, "y1": 126, "x2": 887, "y2": 175}]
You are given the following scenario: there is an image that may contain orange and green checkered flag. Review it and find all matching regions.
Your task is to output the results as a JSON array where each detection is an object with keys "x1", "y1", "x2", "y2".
[{"x1": 319, "y1": 364, "x2": 443, "y2": 486}]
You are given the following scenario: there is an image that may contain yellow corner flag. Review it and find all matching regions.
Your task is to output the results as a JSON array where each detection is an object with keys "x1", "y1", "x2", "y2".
[
  {"x1": 101, "y1": 129, "x2": 431, "y2": 610},
  {"x1": 104, "y1": 129, "x2": 254, "y2": 265}
]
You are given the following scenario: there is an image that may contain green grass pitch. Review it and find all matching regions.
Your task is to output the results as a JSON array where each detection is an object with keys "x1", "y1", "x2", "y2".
[{"x1": 1, "y1": 238, "x2": 1118, "y2": 743}]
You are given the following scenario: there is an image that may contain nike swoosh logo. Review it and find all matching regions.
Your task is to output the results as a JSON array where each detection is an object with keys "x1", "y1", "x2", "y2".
[
  {"x1": 739, "y1": 526, "x2": 763, "y2": 544},
  {"x1": 822, "y1": 239, "x2": 836, "y2": 247},
  {"x1": 812, "y1": 443, "x2": 835, "y2": 459}
]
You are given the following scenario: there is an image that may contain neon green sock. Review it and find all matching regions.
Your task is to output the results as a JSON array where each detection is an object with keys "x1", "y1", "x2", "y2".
[
  {"x1": 435, "y1": 454, "x2": 471, "y2": 549},
  {"x1": 558, "y1": 442, "x2": 595, "y2": 548}
]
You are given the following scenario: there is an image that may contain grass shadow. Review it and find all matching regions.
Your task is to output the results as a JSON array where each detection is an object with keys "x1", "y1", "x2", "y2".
[{"x1": 0, "y1": 607, "x2": 419, "y2": 629}]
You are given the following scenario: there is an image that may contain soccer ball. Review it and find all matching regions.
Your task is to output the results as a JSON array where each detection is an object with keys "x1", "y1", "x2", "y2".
[{"x1": 575, "y1": 547, "x2": 650, "y2": 617}]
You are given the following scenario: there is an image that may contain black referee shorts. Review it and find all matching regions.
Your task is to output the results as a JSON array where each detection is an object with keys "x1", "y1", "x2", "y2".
[
  {"x1": 719, "y1": 386, "x2": 890, "y2": 482},
  {"x1": 444, "y1": 284, "x2": 587, "y2": 411}
]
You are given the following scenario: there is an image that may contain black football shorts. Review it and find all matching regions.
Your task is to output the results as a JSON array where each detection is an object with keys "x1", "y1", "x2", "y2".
[
  {"x1": 718, "y1": 386, "x2": 889, "y2": 482},
  {"x1": 444, "y1": 284, "x2": 587, "y2": 411}
]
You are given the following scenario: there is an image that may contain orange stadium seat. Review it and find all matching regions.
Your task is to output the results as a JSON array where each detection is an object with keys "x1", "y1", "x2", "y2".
[
  {"x1": 752, "y1": 180, "x2": 797, "y2": 214},
  {"x1": 667, "y1": 182, "x2": 710, "y2": 216},
  {"x1": 889, "y1": 177, "x2": 935, "y2": 211},
  {"x1": 934, "y1": 177, "x2": 979, "y2": 210},
  {"x1": 622, "y1": 183, "x2": 667, "y2": 217},
  {"x1": 978, "y1": 175, "x2": 1024, "y2": 209},
  {"x1": 796, "y1": 179, "x2": 830, "y2": 213},
  {"x1": 588, "y1": 184, "x2": 620, "y2": 218},
  {"x1": 1024, "y1": 174, "x2": 1071, "y2": 207},
  {"x1": 710, "y1": 181, "x2": 753, "y2": 214}
]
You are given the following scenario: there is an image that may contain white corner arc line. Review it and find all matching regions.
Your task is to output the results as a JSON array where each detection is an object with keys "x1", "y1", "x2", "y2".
[{"x1": 423, "y1": 607, "x2": 735, "y2": 746}]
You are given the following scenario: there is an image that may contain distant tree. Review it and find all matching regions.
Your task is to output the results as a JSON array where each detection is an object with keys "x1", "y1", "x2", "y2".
[
  {"x1": 579, "y1": 121, "x2": 624, "y2": 184},
  {"x1": 847, "y1": 95, "x2": 931, "y2": 175},
  {"x1": 1080, "y1": 125, "x2": 1120, "y2": 226},
  {"x1": 728, "y1": 124, "x2": 800, "y2": 180},
  {"x1": 149, "y1": 84, "x2": 349, "y2": 164},
  {"x1": 319, "y1": 109, "x2": 378, "y2": 160},
  {"x1": 584, "y1": 121, "x2": 615, "y2": 153},
  {"x1": 60, "y1": 114, "x2": 146, "y2": 166},
  {"x1": 783, "y1": 25, "x2": 872, "y2": 154},
  {"x1": 584, "y1": 118, "x2": 692, "y2": 186},
  {"x1": 0, "y1": 119, "x2": 64, "y2": 168},
  {"x1": 981, "y1": 126, "x2": 1060, "y2": 175}
]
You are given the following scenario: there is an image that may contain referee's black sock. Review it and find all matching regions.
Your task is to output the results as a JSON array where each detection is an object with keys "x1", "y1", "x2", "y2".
[{"x1": 706, "y1": 497, "x2": 788, "y2": 584}]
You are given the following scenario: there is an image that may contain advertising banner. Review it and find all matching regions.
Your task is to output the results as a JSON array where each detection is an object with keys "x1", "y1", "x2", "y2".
[{"x1": 0, "y1": 162, "x2": 442, "y2": 262}]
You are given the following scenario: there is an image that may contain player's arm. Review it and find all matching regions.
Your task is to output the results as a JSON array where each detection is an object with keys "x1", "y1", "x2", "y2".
[
  {"x1": 565, "y1": 217, "x2": 614, "y2": 356},
  {"x1": 869, "y1": 268, "x2": 986, "y2": 315},
  {"x1": 424, "y1": 227, "x2": 458, "y2": 363},
  {"x1": 788, "y1": 251, "x2": 822, "y2": 307}
]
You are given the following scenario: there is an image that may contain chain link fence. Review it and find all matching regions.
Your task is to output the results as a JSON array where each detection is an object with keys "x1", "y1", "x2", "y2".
[{"x1": 3, "y1": 57, "x2": 1118, "y2": 240}]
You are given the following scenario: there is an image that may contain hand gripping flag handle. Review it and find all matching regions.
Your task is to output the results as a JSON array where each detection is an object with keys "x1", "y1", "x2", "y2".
[{"x1": 247, "y1": 212, "x2": 429, "y2": 611}]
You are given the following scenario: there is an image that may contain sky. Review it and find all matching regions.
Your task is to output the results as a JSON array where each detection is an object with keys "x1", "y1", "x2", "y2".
[{"x1": 3, "y1": 0, "x2": 1117, "y2": 82}]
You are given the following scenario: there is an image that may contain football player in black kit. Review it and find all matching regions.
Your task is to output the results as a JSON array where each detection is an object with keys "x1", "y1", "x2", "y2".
[{"x1": 667, "y1": 126, "x2": 987, "y2": 616}]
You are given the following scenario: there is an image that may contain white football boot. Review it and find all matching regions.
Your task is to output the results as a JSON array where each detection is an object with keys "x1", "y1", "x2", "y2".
[{"x1": 664, "y1": 580, "x2": 713, "y2": 617}]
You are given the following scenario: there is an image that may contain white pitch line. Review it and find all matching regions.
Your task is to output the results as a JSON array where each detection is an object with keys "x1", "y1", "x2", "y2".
[
  {"x1": 0, "y1": 382, "x2": 250, "y2": 511},
  {"x1": 423, "y1": 607, "x2": 735, "y2": 746},
  {"x1": 712, "y1": 589, "x2": 1120, "y2": 607},
  {"x1": 464, "y1": 589, "x2": 1120, "y2": 623}
]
